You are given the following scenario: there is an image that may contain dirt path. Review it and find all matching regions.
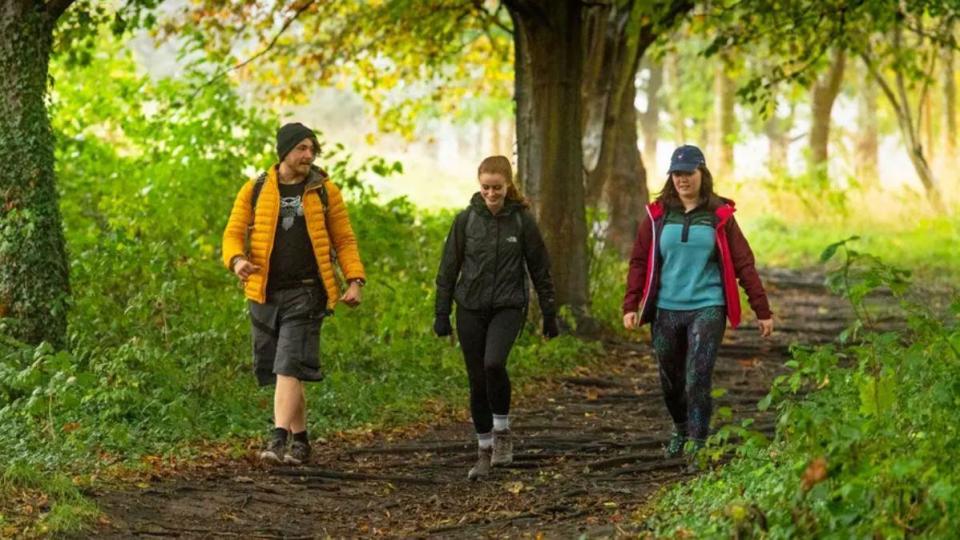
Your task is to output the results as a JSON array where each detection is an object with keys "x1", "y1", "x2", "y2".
[{"x1": 89, "y1": 270, "x2": 860, "y2": 538}]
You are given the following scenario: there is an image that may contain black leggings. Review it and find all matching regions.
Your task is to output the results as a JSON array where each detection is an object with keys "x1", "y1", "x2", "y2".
[
  {"x1": 651, "y1": 306, "x2": 726, "y2": 441},
  {"x1": 455, "y1": 305, "x2": 525, "y2": 434}
]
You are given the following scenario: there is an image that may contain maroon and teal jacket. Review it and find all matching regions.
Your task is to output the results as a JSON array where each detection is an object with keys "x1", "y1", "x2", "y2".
[{"x1": 622, "y1": 199, "x2": 772, "y2": 328}]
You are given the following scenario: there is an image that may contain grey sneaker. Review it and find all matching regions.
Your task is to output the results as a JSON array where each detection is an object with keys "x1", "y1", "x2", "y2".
[
  {"x1": 284, "y1": 440, "x2": 311, "y2": 465},
  {"x1": 664, "y1": 431, "x2": 687, "y2": 459},
  {"x1": 259, "y1": 429, "x2": 287, "y2": 464},
  {"x1": 467, "y1": 447, "x2": 493, "y2": 480},
  {"x1": 491, "y1": 429, "x2": 513, "y2": 466}
]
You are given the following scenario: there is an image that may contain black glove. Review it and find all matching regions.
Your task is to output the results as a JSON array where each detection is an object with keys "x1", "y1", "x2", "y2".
[
  {"x1": 543, "y1": 315, "x2": 560, "y2": 338},
  {"x1": 433, "y1": 315, "x2": 452, "y2": 337}
]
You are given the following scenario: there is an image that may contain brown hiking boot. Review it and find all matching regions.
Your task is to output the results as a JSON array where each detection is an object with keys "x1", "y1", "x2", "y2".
[
  {"x1": 284, "y1": 440, "x2": 311, "y2": 465},
  {"x1": 491, "y1": 429, "x2": 513, "y2": 466},
  {"x1": 467, "y1": 446, "x2": 492, "y2": 481},
  {"x1": 259, "y1": 428, "x2": 287, "y2": 464}
]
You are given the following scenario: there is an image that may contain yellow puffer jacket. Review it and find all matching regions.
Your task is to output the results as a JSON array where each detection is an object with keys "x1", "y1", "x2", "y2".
[{"x1": 221, "y1": 165, "x2": 366, "y2": 307}]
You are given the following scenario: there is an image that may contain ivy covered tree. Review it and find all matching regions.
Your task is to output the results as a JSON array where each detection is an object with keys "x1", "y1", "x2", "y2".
[{"x1": 0, "y1": 0, "x2": 156, "y2": 347}]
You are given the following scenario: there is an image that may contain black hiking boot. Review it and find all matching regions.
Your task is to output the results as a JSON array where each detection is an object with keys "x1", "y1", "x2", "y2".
[
  {"x1": 491, "y1": 429, "x2": 513, "y2": 466},
  {"x1": 259, "y1": 428, "x2": 288, "y2": 464},
  {"x1": 664, "y1": 431, "x2": 687, "y2": 459},
  {"x1": 284, "y1": 440, "x2": 311, "y2": 465},
  {"x1": 468, "y1": 447, "x2": 493, "y2": 481}
]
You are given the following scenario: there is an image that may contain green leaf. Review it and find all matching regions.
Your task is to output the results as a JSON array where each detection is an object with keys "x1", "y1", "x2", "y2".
[
  {"x1": 757, "y1": 393, "x2": 773, "y2": 412},
  {"x1": 857, "y1": 372, "x2": 896, "y2": 416},
  {"x1": 819, "y1": 235, "x2": 860, "y2": 263}
]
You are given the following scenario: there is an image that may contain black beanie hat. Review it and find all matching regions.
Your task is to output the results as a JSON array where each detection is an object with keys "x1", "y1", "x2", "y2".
[{"x1": 276, "y1": 122, "x2": 320, "y2": 162}]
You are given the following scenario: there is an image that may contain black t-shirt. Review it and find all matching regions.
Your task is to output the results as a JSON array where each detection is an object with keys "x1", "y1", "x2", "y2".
[{"x1": 268, "y1": 181, "x2": 320, "y2": 290}]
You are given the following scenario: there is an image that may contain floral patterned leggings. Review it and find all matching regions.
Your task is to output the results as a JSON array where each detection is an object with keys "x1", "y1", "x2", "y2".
[{"x1": 651, "y1": 306, "x2": 726, "y2": 441}]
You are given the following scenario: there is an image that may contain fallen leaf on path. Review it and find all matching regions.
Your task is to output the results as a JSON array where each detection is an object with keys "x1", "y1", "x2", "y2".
[
  {"x1": 736, "y1": 358, "x2": 760, "y2": 368},
  {"x1": 506, "y1": 481, "x2": 524, "y2": 495}
]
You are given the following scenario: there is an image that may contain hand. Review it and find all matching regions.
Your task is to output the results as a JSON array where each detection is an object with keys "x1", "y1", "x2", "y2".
[
  {"x1": 233, "y1": 258, "x2": 261, "y2": 282},
  {"x1": 433, "y1": 315, "x2": 452, "y2": 337},
  {"x1": 758, "y1": 318, "x2": 774, "y2": 337},
  {"x1": 623, "y1": 311, "x2": 639, "y2": 329},
  {"x1": 340, "y1": 281, "x2": 362, "y2": 308},
  {"x1": 542, "y1": 315, "x2": 559, "y2": 338}
]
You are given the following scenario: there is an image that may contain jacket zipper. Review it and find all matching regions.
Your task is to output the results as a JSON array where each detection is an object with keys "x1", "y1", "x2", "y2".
[
  {"x1": 260, "y1": 172, "x2": 281, "y2": 301},
  {"x1": 489, "y1": 215, "x2": 500, "y2": 309},
  {"x1": 639, "y1": 205, "x2": 657, "y2": 318}
]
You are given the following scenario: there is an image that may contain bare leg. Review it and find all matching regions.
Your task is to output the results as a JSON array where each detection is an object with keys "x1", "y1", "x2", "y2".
[
  {"x1": 290, "y1": 381, "x2": 307, "y2": 434},
  {"x1": 274, "y1": 375, "x2": 304, "y2": 431}
]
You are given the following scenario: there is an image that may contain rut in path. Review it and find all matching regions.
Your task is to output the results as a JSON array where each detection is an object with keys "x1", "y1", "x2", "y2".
[{"x1": 90, "y1": 269, "x2": 866, "y2": 538}]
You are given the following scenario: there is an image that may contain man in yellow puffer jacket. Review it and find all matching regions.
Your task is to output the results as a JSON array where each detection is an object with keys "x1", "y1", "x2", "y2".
[{"x1": 222, "y1": 122, "x2": 366, "y2": 465}]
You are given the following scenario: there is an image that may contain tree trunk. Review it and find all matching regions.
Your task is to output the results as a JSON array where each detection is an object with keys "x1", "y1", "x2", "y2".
[
  {"x1": 639, "y1": 59, "x2": 662, "y2": 174},
  {"x1": 508, "y1": 1, "x2": 591, "y2": 320},
  {"x1": 580, "y1": 4, "x2": 621, "y2": 207},
  {"x1": 490, "y1": 118, "x2": 502, "y2": 157},
  {"x1": 604, "y1": 80, "x2": 646, "y2": 258},
  {"x1": 863, "y1": 46, "x2": 944, "y2": 211},
  {"x1": 944, "y1": 48, "x2": 957, "y2": 156},
  {"x1": 855, "y1": 62, "x2": 879, "y2": 188},
  {"x1": 941, "y1": 47, "x2": 960, "y2": 201},
  {"x1": 941, "y1": 44, "x2": 956, "y2": 194},
  {"x1": 580, "y1": 1, "x2": 688, "y2": 254},
  {"x1": 581, "y1": 0, "x2": 649, "y2": 252},
  {"x1": 710, "y1": 56, "x2": 735, "y2": 179},
  {"x1": 809, "y1": 49, "x2": 846, "y2": 171},
  {"x1": 666, "y1": 52, "x2": 686, "y2": 144},
  {"x1": 0, "y1": 3, "x2": 70, "y2": 347},
  {"x1": 763, "y1": 100, "x2": 793, "y2": 176},
  {"x1": 921, "y1": 91, "x2": 934, "y2": 165}
]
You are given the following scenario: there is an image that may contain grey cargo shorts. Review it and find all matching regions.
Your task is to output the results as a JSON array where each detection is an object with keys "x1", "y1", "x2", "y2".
[{"x1": 248, "y1": 284, "x2": 327, "y2": 387}]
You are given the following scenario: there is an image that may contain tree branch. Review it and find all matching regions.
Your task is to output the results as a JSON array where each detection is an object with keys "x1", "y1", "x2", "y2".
[
  {"x1": 501, "y1": 0, "x2": 548, "y2": 23},
  {"x1": 859, "y1": 48, "x2": 913, "y2": 153},
  {"x1": 475, "y1": 0, "x2": 513, "y2": 36},
  {"x1": 635, "y1": 0, "x2": 693, "y2": 64},
  {"x1": 891, "y1": 26, "x2": 919, "y2": 143},
  {"x1": 45, "y1": 0, "x2": 75, "y2": 20},
  {"x1": 912, "y1": 15, "x2": 953, "y2": 127},
  {"x1": 190, "y1": 0, "x2": 316, "y2": 98},
  {"x1": 914, "y1": 47, "x2": 938, "y2": 134}
]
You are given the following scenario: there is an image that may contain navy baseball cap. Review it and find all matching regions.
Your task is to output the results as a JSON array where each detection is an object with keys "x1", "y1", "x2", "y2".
[{"x1": 667, "y1": 145, "x2": 706, "y2": 173}]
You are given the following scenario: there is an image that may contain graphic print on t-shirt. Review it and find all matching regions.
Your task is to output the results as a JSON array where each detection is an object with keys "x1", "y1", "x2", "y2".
[{"x1": 279, "y1": 196, "x2": 304, "y2": 231}]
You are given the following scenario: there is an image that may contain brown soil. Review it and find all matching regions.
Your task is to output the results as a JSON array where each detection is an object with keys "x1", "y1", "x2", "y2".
[{"x1": 88, "y1": 270, "x2": 858, "y2": 538}]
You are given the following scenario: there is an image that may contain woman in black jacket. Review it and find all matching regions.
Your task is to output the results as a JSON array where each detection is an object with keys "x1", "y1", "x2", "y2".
[{"x1": 434, "y1": 155, "x2": 559, "y2": 481}]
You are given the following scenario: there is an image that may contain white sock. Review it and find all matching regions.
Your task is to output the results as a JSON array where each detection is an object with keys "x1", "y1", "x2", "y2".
[
  {"x1": 477, "y1": 432, "x2": 493, "y2": 449},
  {"x1": 493, "y1": 414, "x2": 510, "y2": 431}
]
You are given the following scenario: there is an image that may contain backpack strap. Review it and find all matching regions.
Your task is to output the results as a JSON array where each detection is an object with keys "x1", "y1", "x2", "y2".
[
  {"x1": 317, "y1": 182, "x2": 329, "y2": 215},
  {"x1": 455, "y1": 207, "x2": 475, "y2": 263},
  {"x1": 250, "y1": 171, "x2": 268, "y2": 212}
]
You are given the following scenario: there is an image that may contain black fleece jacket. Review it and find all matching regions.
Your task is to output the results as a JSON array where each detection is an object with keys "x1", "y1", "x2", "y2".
[{"x1": 435, "y1": 193, "x2": 556, "y2": 317}]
